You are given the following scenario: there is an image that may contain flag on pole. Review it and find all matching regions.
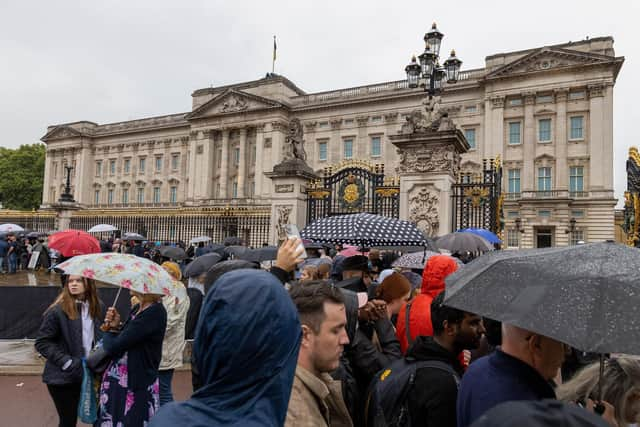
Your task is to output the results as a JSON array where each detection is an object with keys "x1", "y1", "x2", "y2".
[{"x1": 273, "y1": 35, "x2": 277, "y2": 61}]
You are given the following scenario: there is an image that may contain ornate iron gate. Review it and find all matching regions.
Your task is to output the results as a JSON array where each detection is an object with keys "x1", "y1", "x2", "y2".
[
  {"x1": 306, "y1": 160, "x2": 400, "y2": 223},
  {"x1": 451, "y1": 158, "x2": 503, "y2": 234}
]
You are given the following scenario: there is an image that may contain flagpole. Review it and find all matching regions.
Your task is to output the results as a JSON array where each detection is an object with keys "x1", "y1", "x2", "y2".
[{"x1": 272, "y1": 35, "x2": 276, "y2": 74}]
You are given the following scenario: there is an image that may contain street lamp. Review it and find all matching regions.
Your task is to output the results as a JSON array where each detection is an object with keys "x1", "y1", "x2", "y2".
[{"x1": 405, "y1": 22, "x2": 462, "y2": 99}]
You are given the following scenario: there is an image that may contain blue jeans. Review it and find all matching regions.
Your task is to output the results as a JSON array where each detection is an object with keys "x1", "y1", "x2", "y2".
[
  {"x1": 158, "y1": 369, "x2": 174, "y2": 406},
  {"x1": 0, "y1": 256, "x2": 4, "y2": 272},
  {"x1": 8, "y1": 253, "x2": 17, "y2": 273}
]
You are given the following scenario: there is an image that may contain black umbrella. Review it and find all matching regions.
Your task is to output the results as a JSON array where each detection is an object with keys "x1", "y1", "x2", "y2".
[
  {"x1": 444, "y1": 242, "x2": 640, "y2": 400},
  {"x1": 26, "y1": 231, "x2": 45, "y2": 239},
  {"x1": 204, "y1": 260, "x2": 259, "y2": 294},
  {"x1": 122, "y1": 232, "x2": 146, "y2": 241},
  {"x1": 224, "y1": 245, "x2": 248, "y2": 258},
  {"x1": 223, "y1": 236, "x2": 243, "y2": 246},
  {"x1": 183, "y1": 253, "x2": 222, "y2": 278},
  {"x1": 436, "y1": 232, "x2": 494, "y2": 253},
  {"x1": 158, "y1": 246, "x2": 186, "y2": 260},
  {"x1": 204, "y1": 244, "x2": 226, "y2": 256},
  {"x1": 301, "y1": 213, "x2": 436, "y2": 250},
  {"x1": 236, "y1": 246, "x2": 278, "y2": 263}
]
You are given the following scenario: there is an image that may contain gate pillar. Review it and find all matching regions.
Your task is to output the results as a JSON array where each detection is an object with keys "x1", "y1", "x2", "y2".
[
  {"x1": 389, "y1": 118, "x2": 468, "y2": 238},
  {"x1": 266, "y1": 159, "x2": 318, "y2": 245}
]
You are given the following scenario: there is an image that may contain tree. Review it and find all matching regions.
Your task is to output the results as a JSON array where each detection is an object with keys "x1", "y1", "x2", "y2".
[{"x1": 0, "y1": 144, "x2": 46, "y2": 210}]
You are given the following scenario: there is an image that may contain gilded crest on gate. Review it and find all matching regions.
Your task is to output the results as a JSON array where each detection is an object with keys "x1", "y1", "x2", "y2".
[
  {"x1": 338, "y1": 174, "x2": 366, "y2": 210},
  {"x1": 463, "y1": 186, "x2": 490, "y2": 208}
]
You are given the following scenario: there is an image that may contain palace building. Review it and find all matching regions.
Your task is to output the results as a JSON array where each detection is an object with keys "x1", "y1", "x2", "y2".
[{"x1": 37, "y1": 36, "x2": 623, "y2": 248}]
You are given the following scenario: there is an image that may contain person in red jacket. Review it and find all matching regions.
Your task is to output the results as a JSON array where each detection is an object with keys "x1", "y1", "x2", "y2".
[{"x1": 395, "y1": 254, "x2": 459, "y2": 354}]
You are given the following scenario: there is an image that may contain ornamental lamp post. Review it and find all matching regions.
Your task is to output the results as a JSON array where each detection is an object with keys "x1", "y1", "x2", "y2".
[{"x1": 405, "y1": 22, "x2": 462, "y2": 99}]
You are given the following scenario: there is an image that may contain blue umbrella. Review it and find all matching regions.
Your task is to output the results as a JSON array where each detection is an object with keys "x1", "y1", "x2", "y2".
[{"x1": 458, "y1": 228, "x2": 501, "y2": 244}]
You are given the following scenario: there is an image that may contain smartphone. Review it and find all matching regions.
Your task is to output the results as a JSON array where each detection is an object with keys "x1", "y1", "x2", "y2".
[{"x1": 284, "y1": 224, "x2": 308, "y2": 259}]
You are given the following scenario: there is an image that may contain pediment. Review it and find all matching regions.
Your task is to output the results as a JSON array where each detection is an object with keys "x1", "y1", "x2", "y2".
[
  {"x1": 486, "y1": 47, "x2": 617, "y2": 80},
  {"x1": 41, "y1": 126, "x2": 83, "y2": 142},
  {"x1": 535, "y1": 153, "x2": 555, "y2": 162},
  {"x1": 186, "y1": 89, "x2": 286, "y2": 119},
  {"x1": 461, "y1": 160, "x2": 482, "y2": 171}
]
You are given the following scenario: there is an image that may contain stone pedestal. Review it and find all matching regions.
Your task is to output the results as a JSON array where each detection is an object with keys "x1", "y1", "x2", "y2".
[
  {"x1": 389, "y1": 128, "x2": 469, "y2": 237},
  {"x1": 50, "y1": 201, "x2": 82, "y2": 231},
  {"x1": 266, "y1": 159, "x2": 317, "y2": 245}
]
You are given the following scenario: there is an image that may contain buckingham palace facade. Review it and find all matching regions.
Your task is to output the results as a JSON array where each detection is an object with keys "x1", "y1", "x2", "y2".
[{"x1": 39, "y1": 36, "x2": 623, "y2": 248}]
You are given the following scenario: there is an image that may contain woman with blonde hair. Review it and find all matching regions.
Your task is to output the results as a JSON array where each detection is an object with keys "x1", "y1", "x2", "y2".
[
  {"x1": 158, "y1": 261, "x2": 190, "y2": 406},
  {"x1": 36, "y1": 275, "x2": 105, "y2": 427},
  {"x1": 557, "y1": 355, "x2": 640, "y2": 426}
]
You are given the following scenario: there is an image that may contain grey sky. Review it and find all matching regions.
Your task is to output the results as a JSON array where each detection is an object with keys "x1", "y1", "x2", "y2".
[{"x1": 1, "y1": 0, "x2": 638, "y2": 207}]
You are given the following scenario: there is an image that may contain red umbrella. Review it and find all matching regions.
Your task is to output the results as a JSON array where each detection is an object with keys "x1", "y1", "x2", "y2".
[{"x1": 48, "y1": 229, "x2": 101, "y2": 257}]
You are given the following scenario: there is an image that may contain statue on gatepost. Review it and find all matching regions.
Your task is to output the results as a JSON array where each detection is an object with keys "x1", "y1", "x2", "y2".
[
  {"x1": 624, "y1": 147, "x2": 640, "y2": 247},
  {"x1": 401, "y1": 97, "x2": 456, "y2": 135},
  {"x1": 282, "y1": 118, "x2": 307, "y2": 161}
]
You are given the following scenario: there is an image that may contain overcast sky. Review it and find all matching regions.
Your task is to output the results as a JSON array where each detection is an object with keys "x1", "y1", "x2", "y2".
[{"x1": 1, "y1": 0, "x2": 638, "y2": 207}]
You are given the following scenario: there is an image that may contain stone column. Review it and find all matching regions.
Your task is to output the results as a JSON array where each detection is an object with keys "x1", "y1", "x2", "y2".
[
  {"x1": 356, "y1": 116, "x2": 369, "y2": 159},
  {"x1": 589, "y1": 84, "x2": 606, "y2": 191},
  {"x1": 237, "y1": 127, "x2": 247, "y2": 198},
  {"x1": 42, "y1": 149, "x2": 53, "y2": 205},
  {"x1": 483, "y1": 97, "x2": 493, "y2": 160},
  {"x1": 186, "y1": 130, "x2": 198, "y2": 202},
  {"x1": 270, "y1": 121, "x2": 287, "y2": 166},
  {"x1": 254, "y1": 124, "x2": 265, "y2": 198},
  {"x1": 522, "y1": 93, "x2": 536, "y2": 191},
  {"x1": 489, "y1": 96, "x2": 505, "y2": 159},
  {"x1": 330, "y1": 119, "x2": 342, "y2": 163},
  {"x1": 555, "y1": 88, "x2": 569, "y2": 190},
  {"x1": 76, "y1": 142, "x2": 93, "y2": 205},
  {"x1": 194, "y1": 129, "x2": 213, "y2": 201},
  {"x1": 304, "y1": 121, "x2": 317, "y2": 168},
  {"x1": 383, "y1": 113, "x2": 399, "y2": 169},
  {"x1": 389, "y1": 128, "x2": 469, "y2": 237},
  {"x1": 220, "y1": 128, "x2": 230, "y2": 198}
]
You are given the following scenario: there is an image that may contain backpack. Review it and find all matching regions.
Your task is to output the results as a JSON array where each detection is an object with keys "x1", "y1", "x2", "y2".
[{"x1": 365, "y1": 357, "x2": 460, "y2": 427}]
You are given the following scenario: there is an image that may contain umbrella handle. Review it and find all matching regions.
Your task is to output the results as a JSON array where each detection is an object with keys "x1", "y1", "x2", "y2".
[{"x1": 99, "y1": 287, "x2": 123, "y2": 332}]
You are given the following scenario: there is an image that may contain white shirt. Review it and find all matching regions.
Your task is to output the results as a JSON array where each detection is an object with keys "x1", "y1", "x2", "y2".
[{"x1": 80, "y1": 301, "x2": 94, "y2": 358}]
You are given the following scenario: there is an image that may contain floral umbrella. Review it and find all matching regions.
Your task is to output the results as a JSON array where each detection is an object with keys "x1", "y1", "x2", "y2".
[{"x1": 57, "y1": 253, "x2": 187, "y2": 301}]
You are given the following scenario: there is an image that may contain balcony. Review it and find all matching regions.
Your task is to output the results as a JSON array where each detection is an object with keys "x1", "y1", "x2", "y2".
[
  {"x1": 521, "y1": 190, "x2": 568, "y2": 199},
  {"x1": 92, "y1": 202, "x2": 181, "y2": 209},
  {"x1": 504, "y1": 192, "x2": 521, "y2": 200}
]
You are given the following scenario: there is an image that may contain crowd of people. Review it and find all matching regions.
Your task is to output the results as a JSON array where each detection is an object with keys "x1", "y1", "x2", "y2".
[{"x1": 33, "y1": 235, "x2": 640, "y2": 427}]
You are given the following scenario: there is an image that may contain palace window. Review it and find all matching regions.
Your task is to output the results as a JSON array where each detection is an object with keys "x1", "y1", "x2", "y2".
[
  {"x1": 171, "y1": 154, "x2": 180, "y2": 170},
  {"x1": 537, "y1": 167, "x2": 552, "y2": 192},
  {"x1": 234, "y1": 147, "x2": 240, "y2": 166},
  {"x1": 371, "y1": 136, "x2": 381, "y2": 157},
  {"x1": 509, "y1": 99, "x2": 523, "y2": 107},
  {"x1": 155, "y1": 156, "x2": 163, "y2": 172},
  {"x1": 109, "y1": 160, "x2": 116, "y2": 175},
  {"x1": 318, "y1": 121, "x2": 329, "y2": 129},
  {"x1": 137, "y1": 187, "x2": 144, "y2": 203},
  {"x1": 95, "y1": 161, "x2": 102, "y2": 177},
  {"x1": 569, "y1": 166, "x2": 584, "y2": 194},
  {"x1": 122, "y1": 188, "x2": 129, "y2": 204},
  {"x1": 465, "y1": 105, "x2": 477, "y2": 113},
  {"x1": 464, "y1": 129, "x2": 476, "y2": 150},
  {"x1": 139, "y1": 158, "x2": 146, "y2": 173},
  {"x1": 232, "y1": 180, "x2": 238, "y2": 198},
  {"x1": 124, "y1": 158, "x2": 131, "y2": 174},
  {"x1": 570, "y1": 116, "x2": 584, "y2": 140},
  {"x1": 569, "y1": 91, "x2": 586, "y2": 100},
  {"x1": 344, "y1": 139, "x2": 353, "y2": 159},
  {"x1": 107, "y1": 189, "x2": 114, "y2": 205},
  {"x1": 53, "y1": 162, "x2": 58, "y2": 178},
  {"x1": 153, "y1": 186, "x2": 161, "y2": 203},
  {"x1": 371, "y1": 116, "x2": 382, "y2": 123},
  {"x1": 318, "y1": 141, "x2": 328, "y2": 161},
  {"x1": 507, "y1": 230, "x2": 520, "y2": 248},
  {"x1": 538, "y1": 119, "x2": 552, "y2": 142},
  {"x1": 94, "y1": 190, "x2": 100, "y2": 205},
  {"x1": 537, "y1": 94, "x2": 554, "y2": 104},
  {"x1": 170, "y1": 186, "x2": 177, "y2": 204},
  {"x1": 508, "y1": 169, "x2": 521, "y2": 194},
  {"x1": 570, "y1": 229, "x2": 585, "y2": 245},
  {"x1": 217, "y1": 150, "x2": 222, "y2": 168},
  {"x1": 508, "y1": 122, "x2": 521, "y2": 145}
]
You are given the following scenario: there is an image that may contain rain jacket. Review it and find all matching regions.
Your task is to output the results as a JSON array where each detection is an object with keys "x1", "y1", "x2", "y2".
[
  {"x1": 159, "y1": 290, "x2": 190, "y2": 371},
  {"x1": 395, "y1": 255, "x2": 458, "y2": 354},
  {"x1": 150, "y1": 269, "x2": 301, "y2": 427}
]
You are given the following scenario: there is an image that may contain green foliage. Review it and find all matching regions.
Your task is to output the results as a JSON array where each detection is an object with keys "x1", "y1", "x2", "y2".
[{"x1": 0, "y1": 144, "x2": 46, "y2": 210}]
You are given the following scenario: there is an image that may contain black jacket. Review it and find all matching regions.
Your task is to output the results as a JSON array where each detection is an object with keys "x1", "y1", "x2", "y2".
[
  {"x1": 35, "y1": 302, "x2": 105, "y2": 385},
  {"x1": 406, "y1": 336, "x2": 464, "y2": 427},
  {"x1": 103, "y1": 302, "x2": 167, "y2": 391}
]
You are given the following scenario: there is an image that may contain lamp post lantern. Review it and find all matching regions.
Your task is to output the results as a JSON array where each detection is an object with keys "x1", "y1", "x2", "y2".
[{"x1": 405, "y1": 22, "x2": 462, "y2": 99}]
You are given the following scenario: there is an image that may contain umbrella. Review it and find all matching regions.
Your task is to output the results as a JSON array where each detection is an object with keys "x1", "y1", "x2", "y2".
[
  {"x1": 26, "y1": 231, "x2": 46, "y2": 239},
  {"x1": 458, "y1": 227, "x2": 502, "y2": 244},
  {"x1": 158, "y1": 246, "x2": 186, "y2": 260},
  {"x1": 236, "y1": 246, "x2": 278, "y2": 263},
  {"x1": 184, "y1": 253, "x2": 222, "y2": 278},
  {"x1": 204, "y1": 244, "x2": 226, "y2": 256},
  {"x1": 444, "y1": 242, "x2": 640, "y2": 357},
  {"x1": 301, "y1": 213, "x2": 435, "y2": 250},
  {"x1": 339, "y1": 245, "x2": 369, "y2": 257},
  {"x1": 223, "y1": 236, "x2": 243, "y2": 246},
  {"x1": 122, "y1": 232, "x2": 146, "y2": 241},
  {"x1": 224, "y1": 245, "x2": 248, "y2": 258},
  {"x1": 57, "y1": 253, "x2": 187, "y2": 302},
  {"x1": 391, "y1": 250, "x2": 462, "y2": 269},
  {"x1": 48, "y1": 229, "x2": 101, "y2": 257},
  {"x1": 0, "y1": 223, "x2": 24, "y2": 233},
  {"x1": 436, "y1": 232, "x2": 494, "y2": 253},
  {"x1": 190, "y1": 235, "x2": 211, "y2": 244},
  {"x1": 88, "y1": 224, "x2": 118, "y2": 233}
]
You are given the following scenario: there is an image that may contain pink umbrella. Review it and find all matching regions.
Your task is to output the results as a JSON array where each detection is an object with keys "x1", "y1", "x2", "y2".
[{"x1": 339, "y1": 245, "x2": 369, "y2": 257}]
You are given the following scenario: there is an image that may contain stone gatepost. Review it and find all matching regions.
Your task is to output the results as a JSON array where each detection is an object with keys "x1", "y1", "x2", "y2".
[
  {"x1": 50, "y1": 201, "x2": 82, "y2": 230},
  {"x1": 389, "y1": 115, "x2": 469, "y2": 238},
  {"x1": 266, "y1": 159, "x2": 318, "y2": 245}
]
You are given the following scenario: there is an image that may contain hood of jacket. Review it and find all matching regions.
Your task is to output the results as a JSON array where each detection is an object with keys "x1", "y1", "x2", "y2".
[
  {"x1": 420, "y1": 255, "x2": 458, "y2": 297},
  {"x1": 151, "y1": 269, "x2": 301, "y2": 427}
]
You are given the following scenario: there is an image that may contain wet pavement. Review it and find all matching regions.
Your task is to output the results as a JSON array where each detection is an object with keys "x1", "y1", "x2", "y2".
[{"x1": 0, "y1": 270, "x2": 60, "y2": 287}]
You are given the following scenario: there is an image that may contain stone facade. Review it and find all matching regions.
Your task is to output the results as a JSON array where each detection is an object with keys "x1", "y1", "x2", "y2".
[{"x1": 40, "y1": 37, "x2": 623, "y2": 248}]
